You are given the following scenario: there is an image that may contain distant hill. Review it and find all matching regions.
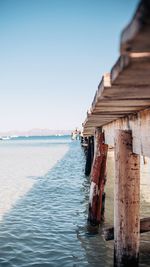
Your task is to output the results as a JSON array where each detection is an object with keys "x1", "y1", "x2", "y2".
[{"x1": 0, "y1": 129, "x2": 72, "y2": 137}]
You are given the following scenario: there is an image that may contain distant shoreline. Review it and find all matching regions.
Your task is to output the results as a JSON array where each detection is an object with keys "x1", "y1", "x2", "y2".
[
  {"x1": 0, "y1": 135, "x2": 71, "y2": 141},
  {"x1": 0, "y1": 129, "x2": 72, "y2": 137}
]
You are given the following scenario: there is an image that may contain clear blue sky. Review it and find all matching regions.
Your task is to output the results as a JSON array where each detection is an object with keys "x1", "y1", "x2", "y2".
[{"x1": 0, "y1": 0, "x2": 139, "y2": 131}]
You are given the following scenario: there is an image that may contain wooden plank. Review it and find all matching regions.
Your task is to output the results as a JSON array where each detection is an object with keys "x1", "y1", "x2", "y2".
[
  {"x1": 102, "y1": 85, "x2": 150, "y2": 99},
  {"x1": 114, "y1": 130, "x2": 140, "y2": 267},
  {"x1": 83, "y1": 2, "x2": 150, "y2": 138},
  {"x1": 103, "y1": 217, "x2": 150, "y2": 241},
  {"x1": 87, "y1": 113, "x2": 124, "y2": 118},
  {"x1": 84, "y1": 56, "x2": 150, "y2": 136},
  {"x1": 91, "y1": 73, "x2": 111, "y2": 110},
  {"x1": 111, "y1": 56, "x2": 150, "y2": 85},
  {"x1": 85, "y1": 119, "x2": 116, "y2": 125},
  {"x1": 83, "y1": 129, "x2": 95, "y2": 137},
  {"x1": 110, "y1": 55, "x2": 130, "y2": 83},
  {"x1": 95, "y1": 99, "x2": 150, "y2": 107},
  {"x1": 84, "y1": 121, "x2": 114, "y2": 128},
  {"x1": 84, "y1": 54, "x2": 150, "y2": 135},
  {"x1": 93, "y1": 106, "x2": 144, "y2": 112},
  {"x1": 120, "y1": 0, "x2": 150, "y2": 53},
  {"x1": 102, "y1": 108, "x2": 150, "y2": 157},
  {"x1": 92, "y1": 111, "x2": 129, "y2": 116}
]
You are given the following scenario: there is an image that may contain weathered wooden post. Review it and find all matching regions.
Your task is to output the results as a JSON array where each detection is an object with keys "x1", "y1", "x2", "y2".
[
  {"x1": 114, "y1": 130, "x2": 140, "y2": 267},
  {"x1": 88, "y1": 128, "x2": 108, "y2": 227},
  {"x1": 85, "y1": 136, "x2": 94, "y2": 176}
]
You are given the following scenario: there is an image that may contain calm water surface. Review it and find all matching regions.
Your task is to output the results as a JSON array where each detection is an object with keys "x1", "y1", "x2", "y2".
[{"x1": 0, "y1": 136, "x2": 149, "y2": 266}]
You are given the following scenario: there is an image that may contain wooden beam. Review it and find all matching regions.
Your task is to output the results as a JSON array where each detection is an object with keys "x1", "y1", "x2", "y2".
[
  {"x1": 111, "y1": 55, "x2": 130, "y2": 83},
  {"x1": 103, "y1": 108, "x2": 150, "y2": 157},
  {"x1": 114, "y1": 130, "x2": 140, "y2": 267},
  {"x1": 87, "y1": 113, "x2": 124, "y2": 119},
  {"x1": 93, "y1": 106, "x2": 144, "y2": 112},
  {"x1": 83, "y1": 56, "x2": 150, "y2": 136},
  {"x1": 91, "y1": 73, "x2": 111, "y2": 110},
  {"x1": 83, "y1": 1, "x2": 150, "y2": 139},
  {"x1": 112, "y1": 57, "x2": 150, "y2": 86},
  {"x1": 103, "y1": 217, "x2": 150, "y2": 241},
  {"x1": 95, "y1": 99, "x2": 150, "y2": 107},
  {"x1": 120, "y1": 0, "x2": 150, "y2": 53},
  {"x1": 102, "y1": 85, "x2": 150, "y2": 99}
]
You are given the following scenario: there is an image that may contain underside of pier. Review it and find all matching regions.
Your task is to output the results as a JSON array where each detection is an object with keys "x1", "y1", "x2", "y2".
[{"x1": 82, "y1": 1, "x2": 150, "y2": 266}]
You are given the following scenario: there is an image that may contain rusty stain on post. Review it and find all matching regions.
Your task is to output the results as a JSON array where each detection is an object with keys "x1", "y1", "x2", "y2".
[{"x1": 88, "y1": 129, "x2": 108, "y2": 227}]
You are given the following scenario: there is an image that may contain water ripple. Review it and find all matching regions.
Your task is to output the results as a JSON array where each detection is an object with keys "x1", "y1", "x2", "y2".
[{"x1": 0, "y1": 142, "x2": 149, "y2": 266}]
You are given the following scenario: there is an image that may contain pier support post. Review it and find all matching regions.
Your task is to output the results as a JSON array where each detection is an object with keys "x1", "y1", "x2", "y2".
[
  {"x1": 114, "y1": 130, "x2": 140, "y2": 267},
  {"x1": 85, "y1": 136, "x2": 94, "y2": 176},
  {"x1": 88, "y1": 128, "x2": 108, "y2": 226}
]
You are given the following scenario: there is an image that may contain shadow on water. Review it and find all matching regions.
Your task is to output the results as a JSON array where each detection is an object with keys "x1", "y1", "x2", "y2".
[{"x1": 0, "y1": 142, "x2": 149, "y2": 267}]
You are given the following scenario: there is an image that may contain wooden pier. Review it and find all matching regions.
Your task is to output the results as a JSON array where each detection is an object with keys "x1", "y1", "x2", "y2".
[{"x1": 82, "y1": 1, "x2": 150, "y2": 266}]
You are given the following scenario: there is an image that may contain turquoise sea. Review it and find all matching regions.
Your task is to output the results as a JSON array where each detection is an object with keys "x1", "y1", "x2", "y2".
[{"x1": 0, "y1": 136, "x2": 149, "y2": 266}]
